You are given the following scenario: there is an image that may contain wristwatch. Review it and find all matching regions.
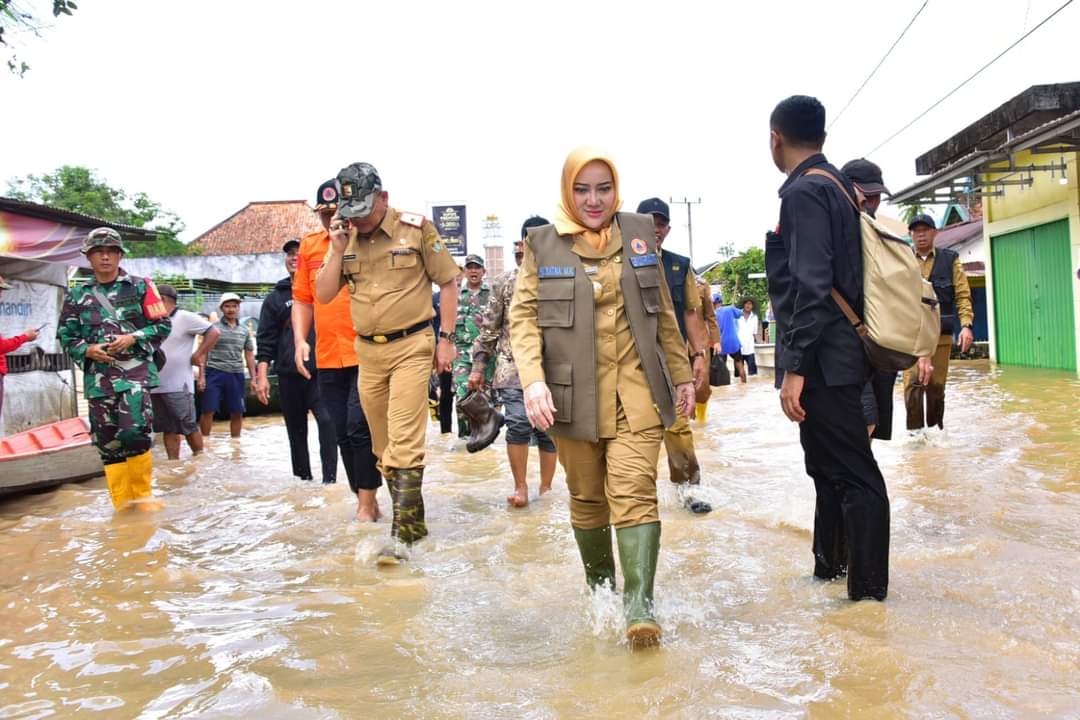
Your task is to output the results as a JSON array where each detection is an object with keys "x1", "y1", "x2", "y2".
[
  {"x1": 690, "y1": 350, "x2": 705, "y2": 360},
  {"x1": 438, "y1": 329, "x2": 457, "y2": 343}
]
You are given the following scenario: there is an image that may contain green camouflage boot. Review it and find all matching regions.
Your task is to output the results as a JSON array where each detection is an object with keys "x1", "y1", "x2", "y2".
[
  {"x1": 616, "y1": 522, "x2": 662, "y2": 650},
  {"x1": 572, "y1": 525, "x2": 616, "y2": 591},
  {"x1": 377, "y1": 467, "x2": 429, "y2": 566}
]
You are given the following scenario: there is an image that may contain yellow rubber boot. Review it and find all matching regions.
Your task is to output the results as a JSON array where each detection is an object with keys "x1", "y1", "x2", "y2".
[
  {"x1": 695, "y1": 402, "x2": 708, "y2": 424},
  {"x1": 125, "y1": 451, "x2": 164, "y2": 512},
  {"x1": 103, "y1": 462, "x2": 132, "y2": 509}
]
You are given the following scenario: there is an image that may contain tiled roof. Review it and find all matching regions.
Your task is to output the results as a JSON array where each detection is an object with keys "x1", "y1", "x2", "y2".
[{"x1": 190, "y1": 201, "x2": 323, "y2": 256}]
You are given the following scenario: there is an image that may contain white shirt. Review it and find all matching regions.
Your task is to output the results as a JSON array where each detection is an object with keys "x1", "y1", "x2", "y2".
[
  {"x1": 153, "y1": 309, "x2": 212, "y2": 394},
  {"x1": 737, "y1": 312, "x2": 758, "y2": 356}
]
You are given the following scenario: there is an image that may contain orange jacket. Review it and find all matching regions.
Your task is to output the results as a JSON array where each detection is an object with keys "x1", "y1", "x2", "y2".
[{"x1": 292, "y1": 229, "x2": 358, "y2": 369}]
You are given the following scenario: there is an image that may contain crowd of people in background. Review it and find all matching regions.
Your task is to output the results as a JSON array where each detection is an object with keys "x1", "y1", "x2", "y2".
[{"x1": 33, "y1": 91, "x2": 977, "y2": 651}]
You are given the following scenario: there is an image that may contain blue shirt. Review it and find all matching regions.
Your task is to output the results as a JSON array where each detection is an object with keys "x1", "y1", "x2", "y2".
[{"x1": 716, "y1": 305, "x2": 742, "y2": 355}]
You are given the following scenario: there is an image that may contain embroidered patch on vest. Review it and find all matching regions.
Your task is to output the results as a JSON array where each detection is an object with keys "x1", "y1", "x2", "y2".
[
  {"x1": 630, "y1": 238, "x2": 648, "y2": 255},
  {"x1": 629, "y1": 253, "x2": 658, "y2": 268},
  {"x1": 538, "y1": 266, "x2": 575, "y2": 279}
]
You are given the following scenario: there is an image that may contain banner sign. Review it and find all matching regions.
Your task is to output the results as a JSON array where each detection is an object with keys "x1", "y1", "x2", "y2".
[
  {"x1": 0, "y1": 210, "x2": 93, "y2": 266},
  {"x1": 431, "y1": 204, "x2": 467, "y2": 257},
  {"x1": 0, "y1": 279, "x2": 61, "y2": 354}
]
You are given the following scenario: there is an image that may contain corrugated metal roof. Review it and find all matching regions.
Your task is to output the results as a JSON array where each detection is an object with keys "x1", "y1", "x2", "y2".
[
  {"x1": 935, "y1": 219, "x2": 983, "y2": 250},
  {"x1": 0, "y1": 197, "x2": 157, "y2": 239}
]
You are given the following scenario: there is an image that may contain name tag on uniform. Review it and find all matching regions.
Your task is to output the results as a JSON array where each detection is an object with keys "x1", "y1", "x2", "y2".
[
  {"x1": 390, "y1": 248, "x2": 414, "y2": 256},
  {"x1": 343, "y1": 254, "x2": 357, "y2": 261},
  {"x1": 584, "y1": 265, "x2": 598, "y2": 275},
  {"x1": 629, "y1": 253, "x2": 658, "y2": 268},
  {"x1": 538, "y1": 266, "x2": 575, "y2": 278}
]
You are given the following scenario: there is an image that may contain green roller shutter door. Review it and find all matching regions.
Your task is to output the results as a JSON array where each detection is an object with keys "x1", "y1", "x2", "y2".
[{"x1": 991, "y1": 219, "x2": 1076, "y2": 371}]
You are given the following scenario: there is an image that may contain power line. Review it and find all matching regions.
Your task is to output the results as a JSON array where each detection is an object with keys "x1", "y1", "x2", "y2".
[
  {"x1": 828, "y1": 0, "x2": 930, "y2": 132},
  {"x1": 867, "y1": 0, "x2": 1076, "y2": 155}
]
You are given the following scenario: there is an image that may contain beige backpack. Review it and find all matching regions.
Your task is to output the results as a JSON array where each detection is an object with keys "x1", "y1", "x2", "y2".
[{"x1": 805, "y1": 169, "x2": 941, "y2": 372}]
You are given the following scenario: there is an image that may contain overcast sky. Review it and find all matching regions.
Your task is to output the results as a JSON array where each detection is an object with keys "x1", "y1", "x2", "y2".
[{"x1": 3, "y1": 0, "x2": 1077, "y2": 261}]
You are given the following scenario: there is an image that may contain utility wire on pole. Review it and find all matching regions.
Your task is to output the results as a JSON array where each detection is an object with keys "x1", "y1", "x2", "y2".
[
  {"x1": 867, "y1": 0, "x2": 1076, "y2": 155},
  {"x1": 669, "y1": 196, "x2": 701, "y2": 262},
  {"x1": 827, "y1": 0, "x2": 930, "y2": 132}
]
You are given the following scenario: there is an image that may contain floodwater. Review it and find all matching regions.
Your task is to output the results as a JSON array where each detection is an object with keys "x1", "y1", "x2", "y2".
[{"x1": 1, "y1": 362, "x2": 1078, "y2": 719}]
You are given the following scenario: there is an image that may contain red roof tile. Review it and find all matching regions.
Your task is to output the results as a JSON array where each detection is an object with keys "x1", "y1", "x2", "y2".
[{"x1": 190, "y1": 201, "x2": 324, "y2": 256}]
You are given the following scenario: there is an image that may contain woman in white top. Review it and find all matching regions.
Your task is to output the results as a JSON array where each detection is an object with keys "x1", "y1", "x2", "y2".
[{"x1": 736, "y1": 297, "x2": 759, "y2": 375}]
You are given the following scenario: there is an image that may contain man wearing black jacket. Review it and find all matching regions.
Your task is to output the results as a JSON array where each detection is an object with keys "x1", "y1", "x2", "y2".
[
  {"x1": 256, "y1": 239, "x2": 337, "y2": 483},
  {"x1": 765, "y1": 95, "x2": 889, "y2": 601}
]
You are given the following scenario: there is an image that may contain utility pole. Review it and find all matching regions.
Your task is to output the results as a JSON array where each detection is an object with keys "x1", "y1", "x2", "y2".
[{"x1": 669, "y1": 196, "x2": 702, "y2": 262}]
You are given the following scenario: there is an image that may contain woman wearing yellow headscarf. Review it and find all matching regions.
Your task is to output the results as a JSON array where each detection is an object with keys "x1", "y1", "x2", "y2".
[{"x1": 509, "y1": 147, "x2": 694, "y2": 649}]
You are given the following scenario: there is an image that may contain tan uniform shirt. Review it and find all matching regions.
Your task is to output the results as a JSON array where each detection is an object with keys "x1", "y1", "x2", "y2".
[
  {"x1": 514, "y1": 223, "x2": 691, "y2": 437},
  {"x1": 699, "y1": 280, "x2": 721, "y2": 345},
  {"x1": 917, "y1": 250, "x2": 974, "y2": 329},
  {"x1": 326, "y1": 207, "x2": 460, "y2": 336}
]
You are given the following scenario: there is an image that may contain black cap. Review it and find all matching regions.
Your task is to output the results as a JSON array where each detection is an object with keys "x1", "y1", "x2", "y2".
[
  {"x1": 841, "y1": 158, "x2": 891, "y2": 196},
  {"x1": 907, "y1": 213, "x2": 936, "y2": 231},
  {"x1": 315, "y1": 179, "x2": 339, "y2": 210},
  {"x1": 158, "y1": 283, "x2": 178, "y2": 300},
  {"x1": 282, "y1": 238, "x2": 300, "y2": 253},
  {"x1": 520, "y1": 215, "x2": 550, "y2": 239},
  {"x1": 636, "y1": 197, "x2": 670, "y2": 221}
]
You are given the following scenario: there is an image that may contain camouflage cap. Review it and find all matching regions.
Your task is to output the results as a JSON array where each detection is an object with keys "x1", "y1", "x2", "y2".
[
  {"x1": 464, "y1": 254, "x2": 484, "y2": 268},
  {"x1": 335, "y1": 162, "x2": 382, "y2": 219},
  {"x1": 81, "y1": 227, "x2": 128, "y2": 255}
]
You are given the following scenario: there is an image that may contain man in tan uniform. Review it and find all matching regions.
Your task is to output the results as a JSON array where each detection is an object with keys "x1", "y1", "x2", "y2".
[
  {"x1": 902, "y1": 214, "x2": 974, "y2": 432},
  {"x1": 695, "y1": 274, "x2": 722, "y2": 423},
  {"x1": 637, "y1": 198, "x2": 712, "y2": 514},
  {"x1": 315, "y1": 162, "x2": 460, "y2": 565}
]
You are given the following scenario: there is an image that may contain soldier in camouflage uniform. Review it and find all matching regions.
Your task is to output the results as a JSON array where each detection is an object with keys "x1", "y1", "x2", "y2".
[
  {"x1": 452, "y1": 254, "x2": 493, "y2": 437},
  {"x1": 468, "y1": 216, "x2": 557, "y2": 507},
  {"x1": 57, "y1": 228, "x2": 172, "y2": 511}
]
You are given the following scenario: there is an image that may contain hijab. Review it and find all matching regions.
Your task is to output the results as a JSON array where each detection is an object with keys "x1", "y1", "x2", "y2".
[{"x1": 554, "y1": 147, "x2": 622, "y2": 251}]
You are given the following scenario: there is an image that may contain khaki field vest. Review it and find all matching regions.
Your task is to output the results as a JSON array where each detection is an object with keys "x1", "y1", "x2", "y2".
[{"x1": 527, "y1": 212, "x2": 678, "y2": 442}]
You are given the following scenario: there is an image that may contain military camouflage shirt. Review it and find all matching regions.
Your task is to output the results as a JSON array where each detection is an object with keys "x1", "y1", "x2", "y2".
[
  {"x1": 470, "y1": 268, "x2": 521, "y2": 389},
  {"x1": 454, "y1": 281, "x2": 491, "y2": 364},
  {"x1": 57, "y1": 271, "x2": 172, "y2": 399}
]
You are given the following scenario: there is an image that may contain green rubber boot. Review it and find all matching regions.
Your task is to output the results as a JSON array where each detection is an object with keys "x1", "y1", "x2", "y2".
[
  {"x1": 377, "y1": 467, "x2": 429, "y2": 566},
  {"x1": 616, "y1": 522, "x2": 662, "y2": 650},
  {"x1": 572, "y1": 525, "x2": 616, "y2": 591}
]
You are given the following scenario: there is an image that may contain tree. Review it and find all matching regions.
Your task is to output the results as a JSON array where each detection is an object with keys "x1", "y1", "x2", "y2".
[
  {"x1": 1, "y1": 0, "x2": 77, "y2": 76},
  {"x1": 899, "y1": 203, "x2": 926, "y2": 225},
  {"x1": 703, "y1": 246, "x2": 769, "y2": 315},
  {"x1": 6, "y1": 165, "x2": 195, "y2": 257}
]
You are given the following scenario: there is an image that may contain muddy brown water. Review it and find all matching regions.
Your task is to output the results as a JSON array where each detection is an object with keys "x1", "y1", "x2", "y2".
[{"x1": 1, "y1": 361, "x2": 1077, "y2": 718}]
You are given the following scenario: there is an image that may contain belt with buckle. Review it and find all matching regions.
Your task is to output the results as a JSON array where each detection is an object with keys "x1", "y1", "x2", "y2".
[{"x1": 359, "y1": 320, "x2": 431, "y2": 344}]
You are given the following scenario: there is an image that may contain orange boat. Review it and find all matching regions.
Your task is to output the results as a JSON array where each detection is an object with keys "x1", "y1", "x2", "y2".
[{"x1": 0, "y1": 417, "x2": 103, "y2": 495}]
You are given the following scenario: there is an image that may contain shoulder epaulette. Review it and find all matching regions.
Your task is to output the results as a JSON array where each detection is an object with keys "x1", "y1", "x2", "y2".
[{"x1": 399, "y1": 212, "x2": 424, "y2": 228}]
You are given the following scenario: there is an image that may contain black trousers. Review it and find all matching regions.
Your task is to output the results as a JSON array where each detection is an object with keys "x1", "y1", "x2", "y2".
[
  {"x1": 438, "y1": 370, "x2": 453, "y2": 435},
  {"x1": 860, "y1": 370, "x2": 897, "y2": 441},
  {"x1": 318, "y1": 367, "x2": 380, "y2": 492},
  {"x1": 799, "y1": 383, "x2": 890, "y2": 601},
  {"x1": 278, "y1": 372, "x2": 338, "y2": 483}
]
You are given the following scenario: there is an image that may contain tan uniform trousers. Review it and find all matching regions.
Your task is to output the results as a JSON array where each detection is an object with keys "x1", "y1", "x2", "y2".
[
  {"x1": 902, "y1": 334, "x2": 952, "y2": 430},
  {"x1": 555, "y1": 402, "x2": 663, "y2": 530},
  {"x1": 354, "y1": 329, "x2": 435, "y2": 473},
  {"x1": 663, "y1": 416, "x2": 701, "y2": 485}
]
